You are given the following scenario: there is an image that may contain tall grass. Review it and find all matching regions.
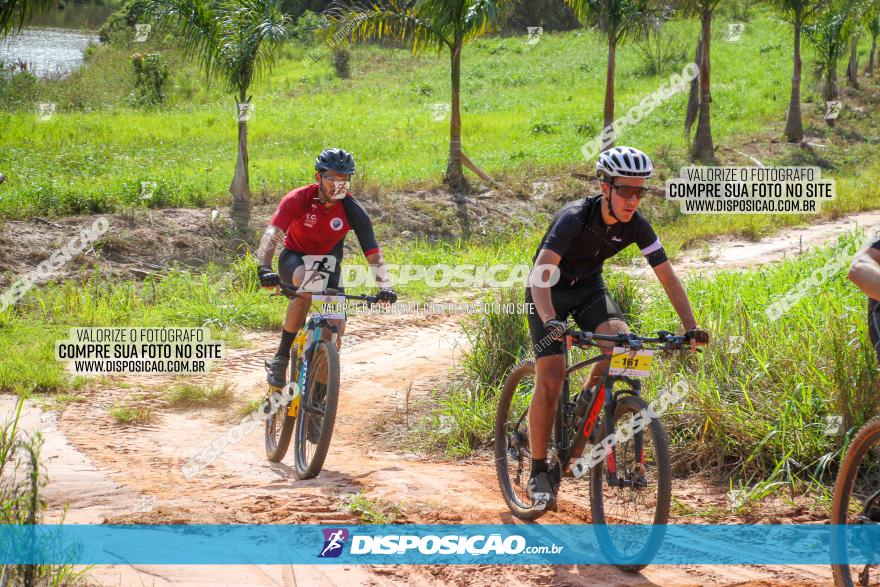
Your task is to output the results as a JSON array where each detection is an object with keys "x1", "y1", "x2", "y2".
[
  {"x1": 424, "y1": 231, "x2": 880, "y2": 486},
  {"x1": 0, "y1": 398, "x2": 88, "y2": 586}
]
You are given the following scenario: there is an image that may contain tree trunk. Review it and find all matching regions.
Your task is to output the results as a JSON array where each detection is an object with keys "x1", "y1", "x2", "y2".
[
  {"x1": 784, "y1": 9, "x2": 803, "y2": 143},
  {"x1": 230, "y1": 95, "x2": 252, "y2": 245},
  {"x1": 685, "y1": 37, "x2": 702, "y2": 135},
  {"x1": 867, "y1": 30, "x2": 877, "y2": 76},
  {"x1": 692, "y1": 6, "x2": 716, "y2": 164},
  {"x1": 604, "y1": 32, "x2": 617, "y2": 137},
  {"x1": 847, "y1": 34, "x2": 860, "y2": 88},
  {"x1": 826, "y1": 57, "x2": 838, "y2": 101},
  {"x1": 444, "y1": 41, "x2": 466, "y2": 191}
]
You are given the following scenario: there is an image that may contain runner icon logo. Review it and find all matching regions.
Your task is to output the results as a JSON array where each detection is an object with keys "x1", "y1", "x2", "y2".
[
  {"x1": 319, "y1": 528, "x2": 349, "y2": 558},
  {"x1": 301, "y1": 255, "x2": 338, "y2": 293}
]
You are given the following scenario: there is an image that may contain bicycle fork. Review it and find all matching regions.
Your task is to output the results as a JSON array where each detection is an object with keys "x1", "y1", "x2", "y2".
[{"x1": 602, "y1": 382, "x2": 647, "y2": 489}]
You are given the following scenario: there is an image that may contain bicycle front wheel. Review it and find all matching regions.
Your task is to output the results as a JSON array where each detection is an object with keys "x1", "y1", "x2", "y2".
[
  {"x1": 293, "y1": 340, "x2": 340, "y2": 480},
  {"x1": 589, "y1": 393, "x2": 671, "y2": 572},
  {"x1": 832, "y1": 417, "x2": 880, "y2": 587}
]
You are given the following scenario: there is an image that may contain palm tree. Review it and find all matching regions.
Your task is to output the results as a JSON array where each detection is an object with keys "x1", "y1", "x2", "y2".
[
  {"x1": 682, "y1": 0, "x2": 721, "y2": 164},
  {"x1": 0, "y1": 0, "x2": 55, "y2": 35},
  {"x1": 775, "y1": 0, "x2": 824, "y2": 142},
  {"x1": 565, "y1": 0, "x2": 655, "y2": 139},
  {"x1": 868, "y1": 11, "x2": 879, "y2": 76},
  {"x1": 143, "y1": 0, "x2": 288, "y2": 241},
  {"x1": 329, "y1": 0, "x2": 511, "y2": 190},
  {"x1": 846, "y1": 30, "x2": 861, "y2": 87},
  {"x1": 804, "y1": 3, "x2": 857, "y2": 106}
]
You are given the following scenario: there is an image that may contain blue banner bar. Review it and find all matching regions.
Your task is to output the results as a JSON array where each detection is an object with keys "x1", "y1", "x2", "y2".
[{"x1": 0, "y1": 524, "x2": 878, "y2": 565}]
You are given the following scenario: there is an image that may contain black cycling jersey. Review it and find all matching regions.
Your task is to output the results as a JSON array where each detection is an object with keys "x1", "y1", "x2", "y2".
[{"x1": 533, "y1": 194, "x2": 668, "y2": 289}]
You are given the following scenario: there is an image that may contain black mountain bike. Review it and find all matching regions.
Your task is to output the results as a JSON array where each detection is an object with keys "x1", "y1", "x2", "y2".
[
  {"x1": 496, "y1": 328, "x2": 698, "y2": 571},
  {"x1": 832, "y1": 417, "x2": 880, "y2": 586},
  {"x1": 263, "y1": 284, "x2": 377, "y2": 479}
]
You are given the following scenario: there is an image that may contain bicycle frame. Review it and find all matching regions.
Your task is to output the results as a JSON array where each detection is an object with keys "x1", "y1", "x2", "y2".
[
  {"x1": 289, "y1": 304, "x2": 344, "y2": 402},
  {"x1": 552, "y1": 335, "x2": 644, "y2": 485}
]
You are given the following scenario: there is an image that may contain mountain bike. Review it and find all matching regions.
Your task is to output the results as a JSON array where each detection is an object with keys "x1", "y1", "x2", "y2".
[
  {"x1": 495, "y1": 328, "x2": 697, "y2": 571},
  {"x1": 262, "y1": 283, "x2": 377, "y2": 480},
  {"x1": 831, "y1": 417, "x2": 880, "y2": 586}
]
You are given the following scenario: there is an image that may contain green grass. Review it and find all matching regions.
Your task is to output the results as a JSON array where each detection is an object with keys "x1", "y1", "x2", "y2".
[
  {"x1": 163, "y1": 381, "x2": 235, "y2": 407},
  {"x1": 1, "y1": 398, "x2": 92, "y2": 585},
  {"x1": 418, "y1": 230, "x2": 880, "y2": 488},
  {"x1": 343, "y1": 491, "x2": 402, "y2": 524},
  {"x1": 1, "y1": 10, "x2": 878, "y2": 219},
  {"x1": 237, "y1": 397, "x2": 263, "y2": 417},
  {"x1": 109, "y1": 402, "x2": 156, "y2": 424}
]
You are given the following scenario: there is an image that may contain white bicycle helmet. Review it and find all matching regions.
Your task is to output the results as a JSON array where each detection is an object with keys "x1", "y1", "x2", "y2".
[{"x1": 596, "y1": 146, "x2": 653, "y2": 179}]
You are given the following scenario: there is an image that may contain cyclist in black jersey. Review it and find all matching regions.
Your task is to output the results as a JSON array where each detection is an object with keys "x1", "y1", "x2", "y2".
[
  {"x1": 525, "y1": 146, "x2": 708, "y2": 508},
  {"x1": 848, "y1": 237, "x2": 880, "y2": 360}
]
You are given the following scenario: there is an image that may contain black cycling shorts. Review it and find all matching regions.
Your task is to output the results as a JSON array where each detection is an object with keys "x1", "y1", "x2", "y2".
[
  {"x1": 870, "y1": 300, "x2": 880, "y2": 361},
  {"x1": 525, "y1": 282, "x2": 626, "y2": 359},
  {"x1": 278, "y1": 248, "x2": 343, "y2": 292}
]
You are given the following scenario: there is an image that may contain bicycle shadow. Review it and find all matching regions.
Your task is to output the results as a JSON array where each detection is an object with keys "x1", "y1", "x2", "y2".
[
  {"x1": 493, "y1": 513, "x2": 665, "y2": 586},
  {"x1": 262, "y1": 462, "x2": 368, "y2": 492}
]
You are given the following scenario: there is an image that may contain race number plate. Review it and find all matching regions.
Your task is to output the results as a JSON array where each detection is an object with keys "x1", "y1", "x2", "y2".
[
  {"x1": 311, "y1": 295, "x2": 346, "y2": 320},
  {"x1": 609, "y1": 347, "x2": 654, "y2": 377}
]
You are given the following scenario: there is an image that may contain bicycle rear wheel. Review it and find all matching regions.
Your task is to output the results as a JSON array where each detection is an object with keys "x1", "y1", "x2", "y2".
[
  {"x1": 589, "y1": 394, "x2": 671, "y2": 572},
  {"x1": 832, "y1": 417, "x2": 880, "y2": 587},
  {"x1": 495, "y1": 360, "x2": 546, "y2": 520},
  {"x1": 293, "y1": 340, "x2": 340, "y2": 480}
]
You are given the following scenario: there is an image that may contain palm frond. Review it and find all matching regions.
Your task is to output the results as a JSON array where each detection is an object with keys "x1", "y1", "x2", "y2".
[
  {"x1": 0, "y1": 0, "x2": 55, "y2": 36},
  {"x1": 328, "y1": 0, "x2": 450, "y2": 53},
  {"x1": 142, "y1": 0, "x2": 287, "y2": 93},
  {"x1": 461, "y1": 0, "x2": 511, "y2": 41},
  {"x1": 142, "y1": 0, "x2": 225, "y2": 83},
  {"x1": 566, "y1": 0, "x2": 657, "y2": 44}
]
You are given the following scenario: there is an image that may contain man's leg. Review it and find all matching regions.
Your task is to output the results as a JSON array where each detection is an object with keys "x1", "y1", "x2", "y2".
[
  {"x1": 528, "y1": 354, "x2": 567, "y2": 462},
  {"x1": 527, "y1": 354, "x2": 566, "y2": 508},
  {"x1": 267, "y1": 255, "x2": 311, "y2": 388},
  {"x1": 584, "y1": 318, "x2": 631, "y2": 390}
]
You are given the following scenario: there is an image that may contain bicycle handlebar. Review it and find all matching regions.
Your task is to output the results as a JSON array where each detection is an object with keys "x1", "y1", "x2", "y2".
[
  {"x1": 568, "y1": 329, "x2": 697, "y2": 351},
  {"x1": 274, "y1": 282, "x2": 380, "y2": 305}
]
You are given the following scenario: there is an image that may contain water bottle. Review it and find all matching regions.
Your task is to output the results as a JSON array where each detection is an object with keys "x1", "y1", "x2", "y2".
[{"x1": 573, "y1": 386, "x2": 595, "y2": 421}]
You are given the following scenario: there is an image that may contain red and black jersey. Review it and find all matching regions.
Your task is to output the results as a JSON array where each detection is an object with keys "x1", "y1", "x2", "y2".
[{"x1": 269, "y1": 183, "x2": 380, "y2": 258}]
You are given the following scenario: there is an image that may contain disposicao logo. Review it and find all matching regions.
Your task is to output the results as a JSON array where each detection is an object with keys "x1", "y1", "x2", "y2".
[{"x1": 318, "y1": 528, "x2": 349, "y2": 558}]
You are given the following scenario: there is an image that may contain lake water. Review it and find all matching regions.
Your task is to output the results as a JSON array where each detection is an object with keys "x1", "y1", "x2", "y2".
[{"x1": 1, "y1": 27, "x2": 99, "y2": 78}]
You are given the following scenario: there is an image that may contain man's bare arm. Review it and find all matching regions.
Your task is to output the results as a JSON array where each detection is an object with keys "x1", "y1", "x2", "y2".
[
  {"x1": 257, "y1": 226, "x2": 283, "y2": 268},
  {"x1": 848, "y1": 246, "x2": 880, "y2": 301},
  {"x1": 530, "y1": 249, "x2": 562, "y2": 323},
  {"x1": 366, "y1": 252, "x2": 392, "y2": 288},
  {"x1": 652, "y1": 261, "x2": 698, "y2": 330}
]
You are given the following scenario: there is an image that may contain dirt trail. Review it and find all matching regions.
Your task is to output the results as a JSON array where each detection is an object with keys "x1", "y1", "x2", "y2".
[
  {"x1": 3, "y1": 308, "x2": 830, "y2": 586},
  {"x1": 9, "y1": 212, "x2": 876, "y2": 585},
  {"x1": 671, "y1": 210, "x2": 880, "y2": 274}
]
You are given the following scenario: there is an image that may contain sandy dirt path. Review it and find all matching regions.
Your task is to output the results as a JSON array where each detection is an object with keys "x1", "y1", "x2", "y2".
[
  {"x1": 672, "y1": 210, "x2": 880, "y2": 274},
  {"x1": 10, "y1": 210, "x2": 878, "y2": 585},
  {"x1": 6, "y1": 310, "x2": 829, "y2": 586}
]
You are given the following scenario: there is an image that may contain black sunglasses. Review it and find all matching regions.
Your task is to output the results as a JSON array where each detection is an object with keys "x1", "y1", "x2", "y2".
[{"x1": 610, "y1": 182, "x2": 649, "y2": 200}]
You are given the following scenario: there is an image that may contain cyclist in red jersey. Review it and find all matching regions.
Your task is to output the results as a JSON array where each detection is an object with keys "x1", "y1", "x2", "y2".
[{"x1": 256, "y1": 148, "x2": 396, "y2": 388}]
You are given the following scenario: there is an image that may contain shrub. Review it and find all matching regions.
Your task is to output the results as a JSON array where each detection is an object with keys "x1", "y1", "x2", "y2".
[
  {"x1": 130, "y1": 52, "x2": 169, "y2": 106},
  {"x1": 333, "y1": 45, "x2": 351, "y2": 79},
  {"x1": 291, "y1": 10, "x2": 327, "y2": 45}
]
